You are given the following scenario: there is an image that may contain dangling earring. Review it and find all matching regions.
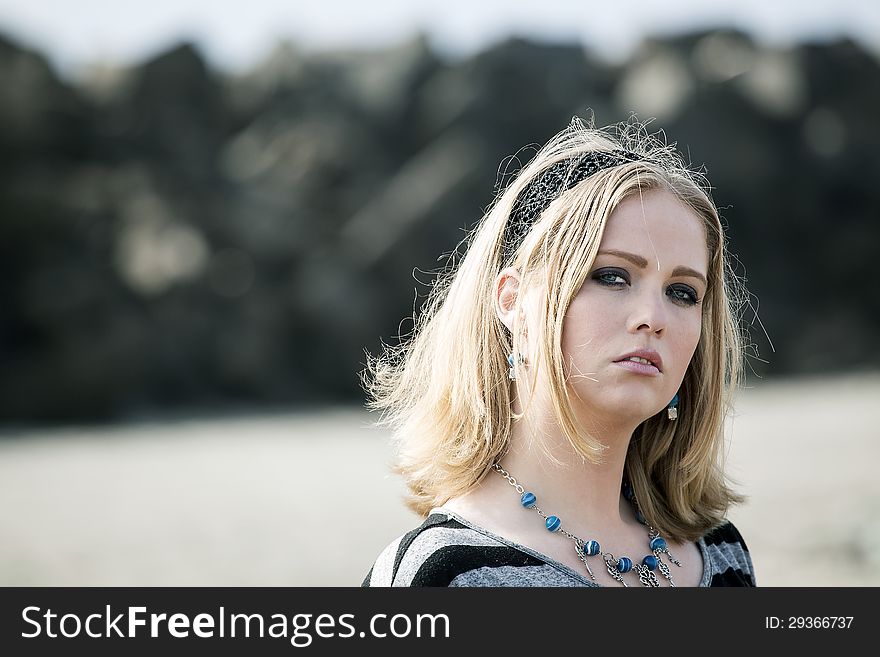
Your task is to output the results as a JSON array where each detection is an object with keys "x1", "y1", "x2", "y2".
[
  {"x1": 667, "y1": 393, "x2": 680, "y2": 420},
  {"x1": 507, "y1": 352, "x2": 526, "y2": 380}
]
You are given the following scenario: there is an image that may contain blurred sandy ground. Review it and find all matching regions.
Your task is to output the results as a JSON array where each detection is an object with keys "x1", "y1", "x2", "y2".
[{"x1": 1, "y1": 373, "x2": 878, "y2": 587}]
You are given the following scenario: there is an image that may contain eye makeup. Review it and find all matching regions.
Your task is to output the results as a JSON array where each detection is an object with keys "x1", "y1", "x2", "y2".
[{"x1": 589, "y1": 268, "x2": 702, "y2": 307}]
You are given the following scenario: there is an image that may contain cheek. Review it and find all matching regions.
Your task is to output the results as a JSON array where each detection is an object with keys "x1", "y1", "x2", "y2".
[
  {"x1": 560, "y1": 307, "x2": 615, "y2": 368},
  {"x1": 675, "y1": 315, "x2": 703, "y2": 370}
]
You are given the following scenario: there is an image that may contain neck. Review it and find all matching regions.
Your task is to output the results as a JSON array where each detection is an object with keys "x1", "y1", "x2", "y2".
[{"x1": 496, "y1": 407, "x2": 643, "y2": 534}]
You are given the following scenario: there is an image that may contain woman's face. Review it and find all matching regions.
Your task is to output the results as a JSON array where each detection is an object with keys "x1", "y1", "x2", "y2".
[{"x1": 560, "y1": 188, "x2": 708, "y2": 424}]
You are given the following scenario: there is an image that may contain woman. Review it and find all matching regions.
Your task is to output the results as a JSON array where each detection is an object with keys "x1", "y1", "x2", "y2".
[{"x1": 361, "y1": 117, "x2": 756, "y2": 587}]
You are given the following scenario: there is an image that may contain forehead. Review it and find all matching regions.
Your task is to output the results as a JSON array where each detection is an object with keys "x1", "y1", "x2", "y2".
[{"x1": 599, "y1": 189, "x2": 708, "y2": 271}]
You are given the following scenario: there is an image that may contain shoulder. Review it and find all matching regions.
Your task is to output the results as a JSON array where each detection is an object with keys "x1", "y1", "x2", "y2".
[
  {"x1": 700, "y1": 520, "x2": 757, "y2": 586},
  {"x1": 361, "y1": 512, "x2": 562, "y2": 587}
]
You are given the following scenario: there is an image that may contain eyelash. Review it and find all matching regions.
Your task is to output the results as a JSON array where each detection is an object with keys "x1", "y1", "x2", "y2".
[{"x1": 591, "y1": 268, "x2": 701, "y2": 307}]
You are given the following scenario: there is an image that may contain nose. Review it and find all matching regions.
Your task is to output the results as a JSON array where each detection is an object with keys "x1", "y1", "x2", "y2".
[{"x1": 627, "y1": 288, "x2": 668, "y2": 336}]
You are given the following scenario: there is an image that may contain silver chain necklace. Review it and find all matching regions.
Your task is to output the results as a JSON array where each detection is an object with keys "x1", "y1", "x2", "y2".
[{"x1": 493, "y1": 463, "x2": 682, "y2": 587}]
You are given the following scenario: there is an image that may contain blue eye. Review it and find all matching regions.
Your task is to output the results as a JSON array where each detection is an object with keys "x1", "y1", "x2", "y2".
[
  {"x1": 667, "y1": 284, "x2": 699, "y2": 306},
  {"x1": 592, "y1": 269, "x2": 628, "y2": 286}
]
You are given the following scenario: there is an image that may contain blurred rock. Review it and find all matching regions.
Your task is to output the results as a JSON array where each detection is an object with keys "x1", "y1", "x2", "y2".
[{"x1": 1, "y1": 29, "x2": 878, "y2": 423}]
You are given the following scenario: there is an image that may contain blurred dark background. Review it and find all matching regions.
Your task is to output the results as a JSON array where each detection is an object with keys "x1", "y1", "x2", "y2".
[{"x1": 2, "y1": 25, "x2": 879, "y2": 424}]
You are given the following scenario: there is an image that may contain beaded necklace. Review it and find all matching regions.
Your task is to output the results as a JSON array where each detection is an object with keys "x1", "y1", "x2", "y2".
[{"x1": 493, "y1": 463, "x2": 682, "y2": 587}]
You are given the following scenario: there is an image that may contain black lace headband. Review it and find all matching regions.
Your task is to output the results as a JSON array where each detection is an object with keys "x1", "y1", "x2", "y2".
[{"x1": 503, "y1": 148, "x2": 645, "y2": 260}]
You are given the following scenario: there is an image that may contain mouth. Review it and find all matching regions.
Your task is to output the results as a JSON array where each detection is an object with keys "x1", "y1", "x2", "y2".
[{"x1": 613, "y1": 351, "x2": 663, "y2": 375}]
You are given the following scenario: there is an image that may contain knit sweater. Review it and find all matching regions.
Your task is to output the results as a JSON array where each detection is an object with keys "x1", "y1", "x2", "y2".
[{"x1": 362, "y1": 509, "x2": 756, "y2": 587}]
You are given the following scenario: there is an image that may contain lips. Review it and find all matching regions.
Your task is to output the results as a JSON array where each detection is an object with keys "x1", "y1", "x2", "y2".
[{"x1": 614, "y1": 349, "x2": 663, "y2": 373}]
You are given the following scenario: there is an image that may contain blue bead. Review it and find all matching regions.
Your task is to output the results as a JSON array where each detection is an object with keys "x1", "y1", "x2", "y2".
[
  {"x1": 545, "y1": 515, "x2": 561, "y2": 532},
  {"x1": 642, "y1": 555, "x2": 658, "y2": 570},
  {"x1": 520, "y1": 492, "x2": 537, "y2": 508},
  {"x1": 507, "y1": 353, "x2": 515, "y2": 367},
  {"x1": 617, "y1": 557, "x2": 633, "y2": 573},
  {"x1": 649, "y1": 537, "x2": 667, "y2": 551},
  {"x1": 584, "y1": 540, "x2": 601, "y2": 556},
  {"x1": 669, "y1": 394, "x2": 679, "y2": 408}
]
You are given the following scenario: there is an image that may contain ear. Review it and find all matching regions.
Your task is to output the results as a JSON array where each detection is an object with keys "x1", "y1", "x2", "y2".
[{"x1": 494, "y1": 267, "x2": 522, "y2": 333}]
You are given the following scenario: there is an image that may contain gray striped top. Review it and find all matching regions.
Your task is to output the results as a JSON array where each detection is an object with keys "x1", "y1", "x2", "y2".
[{"x1": 363, "y1": 509, "x2": 756, "y2": 587}]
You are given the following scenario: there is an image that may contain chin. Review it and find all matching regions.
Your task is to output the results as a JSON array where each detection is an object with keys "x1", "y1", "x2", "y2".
[{"x1": 574, "y1": 386, "x2": 665, "y2": 425}]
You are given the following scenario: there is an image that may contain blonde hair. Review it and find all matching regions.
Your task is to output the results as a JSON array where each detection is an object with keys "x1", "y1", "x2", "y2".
[{"x1": 362, "y1": 116, "x2": 746, "y2": 542}]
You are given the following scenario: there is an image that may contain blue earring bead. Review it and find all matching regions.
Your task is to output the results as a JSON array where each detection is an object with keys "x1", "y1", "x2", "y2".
[
  {"x1": 667, "y1": 393, "x2": 680, "y2": 420},
  {"x1": 616, "y1": 557, "x2": 633, "y2": 573},
  {"x1": 521, "y1": 492, "x2": 537, "y2": 508},
  {"x1": 649, "y1": 536, "x2": 667, "y2": 552},
  {"x1": 642, "y1": 555, "x2": 659, "y2": 570},
  {"x1": 507, "y1": 352, "x2": 526, "y2": 380},
  {"x1": 583, "y1": 540, "x2": 601, "y2": 556},
  {"x1": 545, "y1": 515, "x2": 561, "y2": 532}
]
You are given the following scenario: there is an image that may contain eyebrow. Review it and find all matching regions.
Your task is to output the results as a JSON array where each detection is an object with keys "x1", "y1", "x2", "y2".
[{"x1": 597, "y1": 249, "x2": 708, "y2": 286}]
